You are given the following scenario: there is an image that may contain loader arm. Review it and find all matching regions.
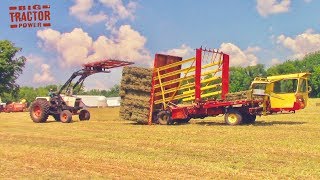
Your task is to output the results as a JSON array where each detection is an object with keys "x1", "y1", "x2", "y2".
[{"x1": 57, "y1": 59, "x2": 134, "y2": 95}]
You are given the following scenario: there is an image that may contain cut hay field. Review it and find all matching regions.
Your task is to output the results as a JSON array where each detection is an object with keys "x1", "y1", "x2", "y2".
[{"x1": 1, "y1": 99, "x2": 320, "y2": 179}]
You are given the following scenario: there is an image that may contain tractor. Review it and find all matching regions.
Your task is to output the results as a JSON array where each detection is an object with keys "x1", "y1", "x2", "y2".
[{"x1": 29, "y1": 59, "x2": 133, "y2": 123}]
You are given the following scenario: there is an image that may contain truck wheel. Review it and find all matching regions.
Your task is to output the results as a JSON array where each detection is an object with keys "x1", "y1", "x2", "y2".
[
  {"x1": 157, "y1": 111, "x2": 173, "y2": 125},
  {"x1": 60, "y1": 110, "x2": 72, "y2": 123},
  {"x1": 243, "y1": 113, "x2": 256, "y2": 124},
  {"x1": 53, "y1": 114, "x2": 60, "y2": 121},
  {"x1": 225, "y1": 109, "x2": 242, "y2": 126},
  {"x1": 29, "y1": 100, "x2": 50, "y2": 123},
  {"x1": 79, "y1": 109, "x2": 90, "y2": 121}
]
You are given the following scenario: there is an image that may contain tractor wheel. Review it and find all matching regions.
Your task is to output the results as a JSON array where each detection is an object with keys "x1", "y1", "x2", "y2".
[
  {"x1": 29, "y1": 100, "x2": 50, "y2": 123},
  {"x1": 60, "y1": 110, "x2": 72, "y2": 123},
  {"x1": 157, "y1": 111, "x2": 173, "y2": 125},
  {"x1": 53, "y1": 114, "x2": 60, "y2": 121},
  {"x1": 79, "y1": 109, "x2": 90, "y2": 121},
  {"x1": 225, "y1": 109, "x2": 242, "y2": 126},
  {"x1": 243, "y1": 113, "x2": 256, "y2": 124}
]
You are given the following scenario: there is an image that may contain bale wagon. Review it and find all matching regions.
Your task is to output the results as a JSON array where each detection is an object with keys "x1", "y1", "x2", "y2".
[{"x1": 120, "y1": 47, "x2": 311, "y2": 125}]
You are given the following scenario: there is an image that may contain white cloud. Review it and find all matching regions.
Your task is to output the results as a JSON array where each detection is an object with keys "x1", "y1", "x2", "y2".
[
  {"x1": 26, "y1": 54, "x2": 56, "y2": 84},
  {"x1": 33, "y1": 64, "x2": 55, "y2": 84},
  {"x1": 70, "y1": 0, "x2": 137, "y2": 29},
  {"x1": 37, "y1": 28, "x2": 93, "y2": 68},
  {"x1": 277, "y1": 29, "x2": 320, "y2": 59},
  {"x1": 37, "y1": 25, "x2": 151, "y2": 68},
  {"x1": 245, "y1": 46, "x2": 261, "y2": 53},
  {"x1": 304, "y1": 0, "x2": 312, "y2": 3},
  {"x1": 69, "y1": 0, "x2": 108, "y2": 24},
  {"x1": 99, "y1": 0, "x2": 136, "y2": 19},
  {"x1": 219, "y1": 43, "x2": 259, "y2": 66},
  {"x1": 88, "y1": 25, "x2": 151, "y2": 65},
  {"x1": 26, "y1": 54, "x2": 43, "y2": 67},
  {"x1": 162, "y1": 44, "x2": 194, "y2": 58},
  {"x1": 256, "y1": 0, "x2": 291, "y2": 17},
  {"x1": 271, "y1": 58, "x2": 281, "y2": 65}
]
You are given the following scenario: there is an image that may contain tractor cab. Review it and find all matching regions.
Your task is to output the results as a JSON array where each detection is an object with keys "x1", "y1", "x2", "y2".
[{"x1": 251, "y1": 73, "x2": 311, "y2": 113}]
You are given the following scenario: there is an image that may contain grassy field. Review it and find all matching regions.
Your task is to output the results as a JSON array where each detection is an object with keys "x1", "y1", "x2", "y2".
[{"x1": 1, "y1": 99, "x2": 320, "y2": 179}]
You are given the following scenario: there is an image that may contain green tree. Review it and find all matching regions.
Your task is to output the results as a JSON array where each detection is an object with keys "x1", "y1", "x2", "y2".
[
  {"x1": 0, "y1": 40, "x2": 26, "y2": 97},
  {"x1": 229, "y1": 64, "x2": 267, "y2": 93}
]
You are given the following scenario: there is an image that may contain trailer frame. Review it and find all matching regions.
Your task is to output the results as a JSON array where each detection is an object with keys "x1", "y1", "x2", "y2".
[{"x1": 148, "y1": 48, "x2": 264, "y2": 125}]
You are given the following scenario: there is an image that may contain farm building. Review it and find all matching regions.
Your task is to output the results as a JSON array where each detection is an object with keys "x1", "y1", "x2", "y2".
[
  {"x1": 105, "y1": 97, "x2": 121, "y2": 107},
  {"x1": 75, "y1": 96, "x2": 107, "y2": 107},
  {"x1": 35, "y1": 96, "x2": 120, "y2": 108},
  {"x1": 76, "y1": 96, "x2": 121, "y2": 107}
]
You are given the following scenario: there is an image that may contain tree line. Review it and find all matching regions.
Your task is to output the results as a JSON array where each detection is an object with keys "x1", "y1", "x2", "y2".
[
  {"x1": 229, "y1": 51, "x2": 320, "y2": 97},
  {"x1": 1, "y1": 84, "x2": 120, "y2": 103},
  {"x1": 1, "y1": 40, "x2": 320, "y2": 104}
]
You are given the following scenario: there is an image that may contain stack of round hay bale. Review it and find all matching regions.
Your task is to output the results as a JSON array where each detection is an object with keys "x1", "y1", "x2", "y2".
[{"x1": 119, "y1": 66, "x2": 153, "y2": 124}]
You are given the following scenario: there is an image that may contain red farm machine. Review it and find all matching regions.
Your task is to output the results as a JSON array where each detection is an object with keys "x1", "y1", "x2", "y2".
[
  {"x1": 148, "y1": 48, "x2": 310, "y2": 125},
  {"x1": 29, "y1": 59, "x2": 133, "y2": 123}
]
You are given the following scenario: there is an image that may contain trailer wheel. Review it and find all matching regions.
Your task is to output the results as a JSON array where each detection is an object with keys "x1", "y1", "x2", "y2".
[
  {"x1": 225, "y1": 109, "x2": 242, "y2": 126},
  {"x1": 29, "y1": 100, "x2": 50, "y2": 123},
  {"x1": 243, "y1": 113, "x2": 256, "y2": 124},
  {"x1": 157, "y1": 111, "x2": 173, "y2": 125},
  {"x1": 60, "y1": 110, "x2": 72, "y2": 123},
  {"x1": 79, "y1": 109, "x2": 90, "y2": 121}
]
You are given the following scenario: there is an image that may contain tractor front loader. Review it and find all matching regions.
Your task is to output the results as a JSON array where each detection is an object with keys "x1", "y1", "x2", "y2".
[{"x1": 29, "y1": 59, "x2": 133, "y2": 123}]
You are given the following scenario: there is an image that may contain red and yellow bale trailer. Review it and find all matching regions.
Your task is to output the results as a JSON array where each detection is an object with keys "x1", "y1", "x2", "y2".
[
  {"x1": 148, "y1": 48, "x2": 263, "y2": 125},
  {"x1": 147, "y1": 48, "x2": 310, "y2": 125}
]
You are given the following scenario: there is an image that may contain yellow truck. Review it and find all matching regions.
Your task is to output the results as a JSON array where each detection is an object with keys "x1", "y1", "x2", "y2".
[{"x1": 251, "y1": 73, "x2": 311, "y2": 114}]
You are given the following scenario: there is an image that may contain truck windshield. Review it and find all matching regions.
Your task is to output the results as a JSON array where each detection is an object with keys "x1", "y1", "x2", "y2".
[
  {"x1": 273, "y1": 79, "x2": 298, "y2": 93},
  {"x1": 298, "y1": 79, "x2": 307, "y2": 92}
]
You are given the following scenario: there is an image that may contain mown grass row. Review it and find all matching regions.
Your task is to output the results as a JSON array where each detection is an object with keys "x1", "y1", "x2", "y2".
[{"x1": 0, "y1": 100, "x2": 320, "y2": 179}]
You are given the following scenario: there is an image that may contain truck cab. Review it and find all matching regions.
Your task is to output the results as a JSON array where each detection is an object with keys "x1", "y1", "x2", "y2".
[{"x1": 251, "y1": 73, "x2": 311, "y2": 113}]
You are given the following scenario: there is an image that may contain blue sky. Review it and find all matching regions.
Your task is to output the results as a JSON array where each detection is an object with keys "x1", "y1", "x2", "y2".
[{"x1": 1, "y1": 0, "x2": 320, "y2": 90}]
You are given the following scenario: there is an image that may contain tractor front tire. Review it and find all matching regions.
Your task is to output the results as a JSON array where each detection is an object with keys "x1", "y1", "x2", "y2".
[
  {"x1": 60, "y1": 110, "x2": 72, "y2": 123},
  {"x1": 225, "y1": 109, "x2": 242, "y2": 126},
  {"x1": 79, "y1": 109, "x2": 90, "y2": 121},
  {"x1": 157, "y1": 111, "x2": 173, "y2": 125},
  {"x1": 29, "y1": 100, "x2": 50, "y2": 123}
]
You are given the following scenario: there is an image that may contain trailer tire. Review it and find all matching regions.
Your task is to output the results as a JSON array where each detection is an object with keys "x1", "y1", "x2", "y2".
[
  {"x1": 60, "y1": 110, "x2": 72, "y2": 123},
  {"x1": 79, "y1": 109, "x2": 90, "y2": 121},
  {"x1": 29, "y1": 100, "x2": 50, "y2": 123},
  {"x1": 243, "y1": 113, "x2": 256, "y2": 124},
  {"x1": 225, "y1": 109, "x2": 242, "y2": 126},
  {"x1": 157, "y1": 111, "x2": 173, "y2": 125}
]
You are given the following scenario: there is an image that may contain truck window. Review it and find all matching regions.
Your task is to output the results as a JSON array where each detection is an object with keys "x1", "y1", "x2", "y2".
[
  {"x1": 298, "y1": 79, "x2": 307, "y2": 92},
  {"x1": 273, "y1": 79, "x2": 298, "y2": 93},
  {"x1": 252, "y1": 83, "x2": 266, "y2": 90}
]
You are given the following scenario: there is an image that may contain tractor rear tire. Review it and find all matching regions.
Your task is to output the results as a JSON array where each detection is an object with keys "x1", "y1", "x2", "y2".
[
  {"x1": 60, "y1": 110, "x2": 72, "y2": 123},
  {"x1": 225, "y1": 109, "x2": 242, "y2": 126},
  {"x1": 29, "y1": 100, "x2": 50, "y2": 123},
  {"x1": 79, "y1": 109, "x2": 90, "y2": 121},
  {"x1": 157, "y1": 111, "x2": 173, "y2": 125}
]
